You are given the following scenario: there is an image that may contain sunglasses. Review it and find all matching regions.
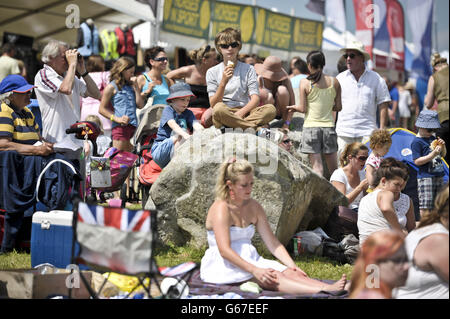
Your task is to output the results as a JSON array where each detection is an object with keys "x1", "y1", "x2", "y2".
[
  {"x1": 219, "y1": 42, "x2": 240, "y2": 49},
  {"x1": 153, "y1": 57, "x2": 168, "y2": 62},
  {"x1": 202, "y1": 45, "x2": 211, "y2": 58},
  {"x1": 282, "y1": 139, "x2": 292, "y2": 144},
  {"x1": 343, "y1": 53, "x2": 360, "y2": 59},
  {"x1": 356, "y1": 156, "x2": 368, "y2": 162}
]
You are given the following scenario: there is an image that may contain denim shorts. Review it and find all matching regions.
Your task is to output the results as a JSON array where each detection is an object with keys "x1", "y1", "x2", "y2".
[
  {"x1": 301, "y1": 127, "x2": 338, "y2": 154},
  {"x1": 151, "y1": 138, "x2": 175, "y2": 169}
]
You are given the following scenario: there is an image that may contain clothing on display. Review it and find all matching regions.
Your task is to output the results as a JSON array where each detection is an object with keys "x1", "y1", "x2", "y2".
[
  {"x1": 114, "y1": 25, "x2": 136, "y2": 57},
  {"x1": 77, "y1": 20, "x2": 100, "y2": 57}
]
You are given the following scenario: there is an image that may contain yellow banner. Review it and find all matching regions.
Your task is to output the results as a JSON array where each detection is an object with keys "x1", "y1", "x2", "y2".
[
  {"x1": 292, "y1": 18, "x2": 323, "y2": 52},
  {"x1": 211, "y1": 1, "x2": 255, "y2": 43},
  {"x1": 162, "y1": 0, "x2": 211, "y2": 39},
  {"x1": 254, "y1": 8, "x2": 293, "y2": 51}
]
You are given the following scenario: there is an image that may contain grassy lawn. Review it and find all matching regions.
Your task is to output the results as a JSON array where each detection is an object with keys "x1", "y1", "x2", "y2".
[{"x1": 0, "y1": 244, "x2": 354, "y2": 281}]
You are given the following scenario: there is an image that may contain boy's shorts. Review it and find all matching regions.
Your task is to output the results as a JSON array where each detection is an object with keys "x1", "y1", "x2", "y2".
[
  {"x1": 417, "y1": 176, "x2": 444, "y2": 210},
  {"x1": 151, "y1": 138, "x2": 175, "y2": 169},
  {"x1": 301, "y1": 127, "x2": 338, "y2": 154},
  {"x1": 111, "y1": 124, "x2": 136, "y2": 141}
]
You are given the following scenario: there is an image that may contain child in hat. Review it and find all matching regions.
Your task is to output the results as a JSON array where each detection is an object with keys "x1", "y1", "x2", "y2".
[
  {"x1": 411, "y1": 109, "x2": 447, "y2": 218},
  {"x1": 151, "y1": 82, "x2": 204, "y2": 168}
]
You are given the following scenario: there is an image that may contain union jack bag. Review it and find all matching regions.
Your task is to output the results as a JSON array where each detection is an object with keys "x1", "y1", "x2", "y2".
[{"x1": 74, "y1": 202, "x2": 157, "y2": 275}]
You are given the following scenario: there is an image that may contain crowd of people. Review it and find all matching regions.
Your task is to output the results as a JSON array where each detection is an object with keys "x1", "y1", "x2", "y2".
[{"x1": 0, "y1": 26, "x2": 448, "y2": 299}]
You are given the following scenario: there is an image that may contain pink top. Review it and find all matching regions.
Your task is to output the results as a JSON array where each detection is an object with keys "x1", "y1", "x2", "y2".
[{"x1": 80, "y1": 71, "x2": 111, "y2": 132}]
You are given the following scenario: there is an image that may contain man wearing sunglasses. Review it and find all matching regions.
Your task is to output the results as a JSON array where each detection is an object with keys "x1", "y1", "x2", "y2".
[
  {"x1": 206, "y1": 28, "x2": 276, "y2": 131},
  {"x1": 335, "y1": 41, "x2": 391, "y2": 159}
]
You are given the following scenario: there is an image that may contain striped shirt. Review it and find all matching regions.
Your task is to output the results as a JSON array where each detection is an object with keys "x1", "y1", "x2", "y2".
[
  {"x1": 34, "y1": 64, "x2": 87, "y2": 143},
  {"x1": 0, "y1": 102, "x2": 40, "y2": 145}
]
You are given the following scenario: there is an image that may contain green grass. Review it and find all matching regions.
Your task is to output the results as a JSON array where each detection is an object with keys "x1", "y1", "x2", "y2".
[
  {"x1": 0, "y1": 244, "x2": 353, "y2": 281},
  {"x1": 0, "y1": 250, "x2": 31, "y2": 270}
]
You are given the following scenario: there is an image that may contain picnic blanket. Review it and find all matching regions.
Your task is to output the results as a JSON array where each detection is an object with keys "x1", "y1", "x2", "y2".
[{"x1": 186, "y1": 270, "x2": 348, "y2": 299}]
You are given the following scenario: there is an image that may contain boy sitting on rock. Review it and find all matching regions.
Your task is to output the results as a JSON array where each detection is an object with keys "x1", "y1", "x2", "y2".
[{"x1": 151, "y1": 82, "x2": 204, "y2": 168}]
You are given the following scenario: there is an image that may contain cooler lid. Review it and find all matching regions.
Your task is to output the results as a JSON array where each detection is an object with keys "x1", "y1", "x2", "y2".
[{"x1": 32, "y1": 211, "x2": 73, "y2": 227}]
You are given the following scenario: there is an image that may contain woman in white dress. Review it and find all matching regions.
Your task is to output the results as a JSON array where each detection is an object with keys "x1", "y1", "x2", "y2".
[{"x1": 200, "y1": 158, "x2": 347, "y2": 293}]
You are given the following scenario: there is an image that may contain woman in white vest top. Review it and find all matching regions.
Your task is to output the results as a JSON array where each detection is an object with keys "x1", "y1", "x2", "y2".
[
  {"x1": 394, "y1": 184, "x2": 449, "y2": 299},
  {"x1": 357, "y1": 158, "x2": 411, "y2": 245}
]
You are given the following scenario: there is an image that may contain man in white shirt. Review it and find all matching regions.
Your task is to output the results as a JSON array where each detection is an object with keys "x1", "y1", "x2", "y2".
[
  {"x1": 336, "y1": 41, "x2": 390, "y2": 157},
  {"x1": 34, "y1": 41, "x2": 101, "y2": 145}
]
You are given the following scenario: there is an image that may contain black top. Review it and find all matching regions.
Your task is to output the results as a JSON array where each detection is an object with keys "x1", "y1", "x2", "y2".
[{"x1": 188, "y1": 84, "x2": 210, "y2": 108}]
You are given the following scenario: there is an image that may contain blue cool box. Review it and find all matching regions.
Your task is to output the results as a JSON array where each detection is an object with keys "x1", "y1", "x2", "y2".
[{"x1": 31, "y1": 211, "x2": 81, "y2": 269}]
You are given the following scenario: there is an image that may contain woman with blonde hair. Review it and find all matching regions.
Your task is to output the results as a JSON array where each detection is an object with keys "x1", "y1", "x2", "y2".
[
  {"x1": 394, "y1": 184, "x2": 449, "y2": 298},
  {"x1": 98, "y1": 56, "x2": 144, "y2": 152},
  {"x1": 349, "y1": 229, "x2": 409, "y2": 299},
  {"x1": 166, "y1": 44, "x2": 218, "y2": 127},
  {"x1": 330, "y1": 142, "x2": 369, "y2": 211},
  {"x1": 200, "y1": 157, "x2": 348, "y2": 294}
]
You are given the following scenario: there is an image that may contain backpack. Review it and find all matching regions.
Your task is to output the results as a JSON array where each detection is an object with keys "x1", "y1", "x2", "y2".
[{"x1": 323, "y1": 206, "x2": 359, "y2": 242}]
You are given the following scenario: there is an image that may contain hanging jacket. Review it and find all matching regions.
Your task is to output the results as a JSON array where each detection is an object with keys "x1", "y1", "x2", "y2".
[
  {"x1": 78, "y1": 22, "x2": 100, "y2": 57},
  {"x1": 114, "y1": 27, "x2": 136, "y2": 56},
  {"x1": 0, "y1": 151, "x2": 81, "y2": 213},
  {"x1": 99, "y1": 29, "x2": 119, "y2": 61}
]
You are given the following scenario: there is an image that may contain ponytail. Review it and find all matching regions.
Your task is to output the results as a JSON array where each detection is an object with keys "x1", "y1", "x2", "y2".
[
  {"x1": 306, "y1": 50, "x2": 326, "y2": 85},
  {"x1": 215, "y1": 157, "x2": 253, "y2": 200}
]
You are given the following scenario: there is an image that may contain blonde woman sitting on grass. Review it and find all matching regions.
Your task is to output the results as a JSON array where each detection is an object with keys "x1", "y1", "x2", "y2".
[{"x1": 200, "y1": 157, "x2": 348, "y2": 294}]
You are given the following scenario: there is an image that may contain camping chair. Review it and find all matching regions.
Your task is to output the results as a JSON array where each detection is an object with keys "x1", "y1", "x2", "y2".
[{"x1": 69, "y1": 201, "x2": 198, "y2": 299}]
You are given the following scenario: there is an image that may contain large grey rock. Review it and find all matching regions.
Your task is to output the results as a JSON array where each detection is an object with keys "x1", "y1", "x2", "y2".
[{"x1": 148, "y1": 128, "x2": 347, "y2": 249}]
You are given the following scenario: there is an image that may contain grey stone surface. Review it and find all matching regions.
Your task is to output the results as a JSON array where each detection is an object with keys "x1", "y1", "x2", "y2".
[{"x1": 148, "y1": 127, "x2": 347, "y2": 249}]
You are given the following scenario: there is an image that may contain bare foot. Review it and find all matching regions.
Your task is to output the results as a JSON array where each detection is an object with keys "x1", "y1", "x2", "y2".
[{"x1": 323, "y1": 274, "x2": 347, "y2": 292}]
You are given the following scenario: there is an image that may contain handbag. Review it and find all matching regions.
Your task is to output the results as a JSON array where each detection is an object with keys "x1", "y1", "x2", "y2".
[{"x1": 323, "y1": 206, "x2": 359, "y2": 242}]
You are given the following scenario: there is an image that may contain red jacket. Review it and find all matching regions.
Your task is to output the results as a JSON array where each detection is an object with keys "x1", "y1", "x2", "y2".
[{"x1": 114, "y1": 27, "x2": 136, "y2": 56}]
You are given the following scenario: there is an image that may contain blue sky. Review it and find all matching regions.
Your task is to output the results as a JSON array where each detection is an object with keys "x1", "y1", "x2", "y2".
[{"x1": 224, "y1": 0, "x2": 449, "y2": 52}]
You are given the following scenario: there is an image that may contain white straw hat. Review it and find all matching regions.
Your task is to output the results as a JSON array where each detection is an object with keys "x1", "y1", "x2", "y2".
[{"x1": 340, "y1": 41, "x2": 371, "y2": 62}]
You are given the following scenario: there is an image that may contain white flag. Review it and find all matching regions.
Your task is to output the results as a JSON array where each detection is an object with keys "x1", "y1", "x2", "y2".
[{"x1": 326, "y1": 0, "x2": 346, "y2": 33}]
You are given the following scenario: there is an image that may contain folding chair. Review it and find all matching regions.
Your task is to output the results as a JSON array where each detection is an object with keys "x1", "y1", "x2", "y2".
[{"x1": 69, "y1": 201, "x2": 198, "y2": 299}]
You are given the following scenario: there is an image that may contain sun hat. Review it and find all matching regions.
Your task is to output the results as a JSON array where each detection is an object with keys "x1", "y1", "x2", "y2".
[
  {"x1": 166, "y1": 82, "x2": 195, "y2": 101},
  {"x1": 415, "y1": 109, "x2": 441, "y2": 129},
  {"x1": 339, "y1": 41, "x2": 371, "y2": 62},
  {"x1": 254, "y1": 56, "x2": 289, "y2": 82},
  {"x1": 0, "y1": 74, "x2": 36, "y2": 94},
  {"x1": 403, "y1": 81, "x2": 415, "y2": 91}
]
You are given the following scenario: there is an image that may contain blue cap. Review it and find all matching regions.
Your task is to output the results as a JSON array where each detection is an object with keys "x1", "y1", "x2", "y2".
[
  {"x1": 415, "y1": 109, "x2": 441, "y2": 129},
  {"x1": 166, "y1": 82, "x2": 195, "y2": 101},
  {"x1": 0, "y1": 74, "x2": 36, "y2": 94}
]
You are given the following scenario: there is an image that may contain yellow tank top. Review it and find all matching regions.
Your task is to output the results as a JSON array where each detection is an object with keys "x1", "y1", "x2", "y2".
[{"x1": 303, "y1": 77, "x2": 336, "y2": 128}]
